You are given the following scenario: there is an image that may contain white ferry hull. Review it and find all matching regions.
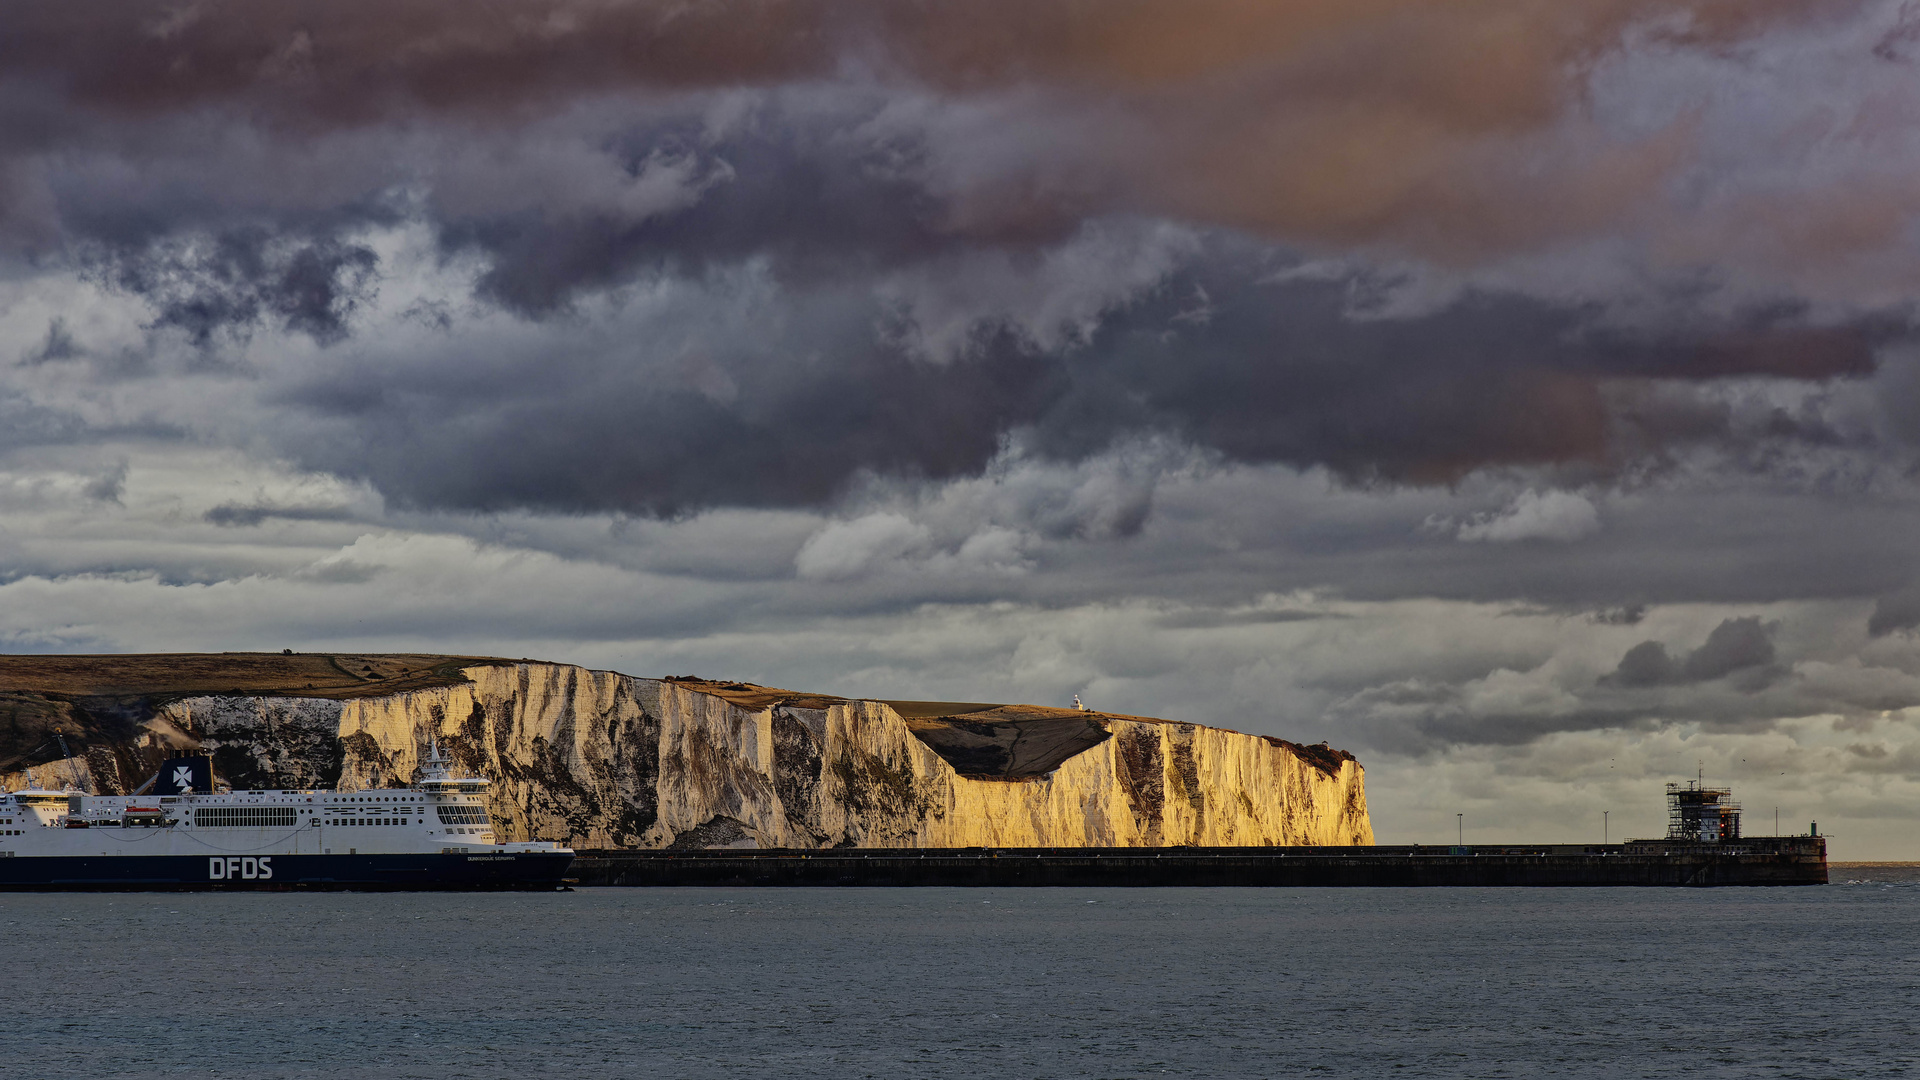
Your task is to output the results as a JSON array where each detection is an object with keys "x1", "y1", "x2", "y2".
[{"x1": 0, "y1": 751, "x2": 573, "y2": 891}]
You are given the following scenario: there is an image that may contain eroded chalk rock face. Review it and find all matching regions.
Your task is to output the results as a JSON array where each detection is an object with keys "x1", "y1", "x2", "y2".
[{"x1": 2, "y1": 664, "x2": 1373, "y2": 848}]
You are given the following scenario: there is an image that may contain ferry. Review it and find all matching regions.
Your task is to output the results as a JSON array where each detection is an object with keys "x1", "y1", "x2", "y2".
[{"x1": 0, "y1": 745, "x2": 573, "y2": 890}]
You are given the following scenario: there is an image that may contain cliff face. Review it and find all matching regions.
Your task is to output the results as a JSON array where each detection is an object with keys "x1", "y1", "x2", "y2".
[{"x1": 0, "y1": 662, "x2": 1373, "y2": 848}]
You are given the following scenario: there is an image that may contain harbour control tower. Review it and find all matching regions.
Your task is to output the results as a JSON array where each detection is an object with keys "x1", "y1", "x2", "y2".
[{"x1": 1666, "y1": 781, "x2": 1741, "y2": 842}]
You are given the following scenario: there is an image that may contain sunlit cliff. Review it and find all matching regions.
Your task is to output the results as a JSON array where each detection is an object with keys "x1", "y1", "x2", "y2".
[{"x1": 0, "y1": 656, "x2": 1372, "y2": 848}]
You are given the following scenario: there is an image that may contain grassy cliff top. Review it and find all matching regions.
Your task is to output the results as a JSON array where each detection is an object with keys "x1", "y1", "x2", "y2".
[{"x1": 0, "y1": 652, "x2": 511, "y2": 700}]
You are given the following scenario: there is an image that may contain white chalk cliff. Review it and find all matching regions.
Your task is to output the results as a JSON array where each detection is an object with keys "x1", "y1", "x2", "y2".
[{"x1": 6, "y1": 663, "x2": 1374, "y2": 848}]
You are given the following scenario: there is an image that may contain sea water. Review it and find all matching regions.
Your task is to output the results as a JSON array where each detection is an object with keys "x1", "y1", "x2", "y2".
[{"x1": 5, "y1": 872, "x2": 1918, "y2": 1079}]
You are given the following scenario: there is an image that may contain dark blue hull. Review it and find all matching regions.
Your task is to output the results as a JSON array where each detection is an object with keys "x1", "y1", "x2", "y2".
[{"x1": 0, "y1": 851, "x2": 574, "y2": 891}]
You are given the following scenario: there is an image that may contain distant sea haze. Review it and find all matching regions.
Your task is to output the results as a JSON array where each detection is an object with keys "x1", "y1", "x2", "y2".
[{"x1": 6, "y1": 879, "x2": 1917, "y2": 1078}]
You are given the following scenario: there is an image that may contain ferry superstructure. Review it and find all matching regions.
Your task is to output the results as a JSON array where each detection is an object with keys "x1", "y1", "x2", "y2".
[{"x1": 0, "y1": 747, "x2": 572, "y2": 890}]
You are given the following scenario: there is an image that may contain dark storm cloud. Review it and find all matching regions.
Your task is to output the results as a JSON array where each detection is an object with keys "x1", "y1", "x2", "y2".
[
  {"x1": 20, "y1": 318, "x2": 82, "y2": 365},
  {"x1": 100, "y1": 230, "x2": 380, "y2": 346},
  {"x1": 0, "y1": 394, "x2": 95, "y2": 450},
  {"x1": 1590, "y1": 605, "x2": 1648, "y2": 626},
  {"x1": 0, "y1": 0, "x2": 1910, "y2": 520},
  {"x1": 1033, "y1": 264, "x2": 1893, "y2": 485},
  {"x1": 203, "y1": 502, "x2": 359, "y2": 527},
  {"x1": 1328, "y1": 686, "x2": 1641, "y2": 752},
  {"x1": 1153, "y1": 608, "x2": 1347, "y2": 630},
  {"x1": 1683, "y1": 617, "x2": 1781, "y2": 681},
  {"x1": 282, "y1": 313, "x2": 1061, "y2": 514},
  {"x1": 82, "y1": 461, "x2": 129, "y2": 505},
  {"x1": 258, "y1": 240, "x2": 1898, "y2": 515},
  {"x1": 1606, "y1": 641, "x2": 1683, "y2": 687},
  {"x1": 0, "y1": 0, "x2": 1872, "y2": 265},
  {"x1": 1600, "y1": 616, "x2": 1779, "y2": 687},
  {"x1": 1869, "y1": 587, "x2": 1920, "y2": 636},
  {"x1": 444, "y1": 115, "x2": 958, "y2": 316}
]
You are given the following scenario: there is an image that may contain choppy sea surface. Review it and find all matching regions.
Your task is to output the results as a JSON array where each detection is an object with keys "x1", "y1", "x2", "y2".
[{"x1": 7, "y1": 870, "x2": 1920, "y2": 1079}]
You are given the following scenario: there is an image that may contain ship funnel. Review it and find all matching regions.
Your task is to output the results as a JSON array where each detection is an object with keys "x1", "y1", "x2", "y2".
[{"x1": 154, "y1": 755, "x2": 213, "y2": 796}]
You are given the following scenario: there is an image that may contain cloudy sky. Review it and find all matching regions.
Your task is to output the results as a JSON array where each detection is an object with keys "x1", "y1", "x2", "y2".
[{"x1": 9, "y1": 1, "x2": 1920, "y2": 854}]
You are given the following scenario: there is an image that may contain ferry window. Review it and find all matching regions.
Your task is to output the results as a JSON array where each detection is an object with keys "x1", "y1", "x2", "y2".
[{"x1": 194, "y1": 807, "x2": 299, "y2": 828}]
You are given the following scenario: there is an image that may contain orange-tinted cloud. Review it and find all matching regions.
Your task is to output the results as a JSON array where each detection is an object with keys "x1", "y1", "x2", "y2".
[{"x1": 0, "y1": 0, "x2": 1864, "y2": 260}]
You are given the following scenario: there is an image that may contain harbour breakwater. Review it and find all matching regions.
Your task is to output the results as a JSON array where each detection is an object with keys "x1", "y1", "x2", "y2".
[
  {"x1": 570, "y1": 838, "x2": 1830, "y2": 887},
  {"x1": 0, "y1": 656, "x2": 1373, "y2": 850}
]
